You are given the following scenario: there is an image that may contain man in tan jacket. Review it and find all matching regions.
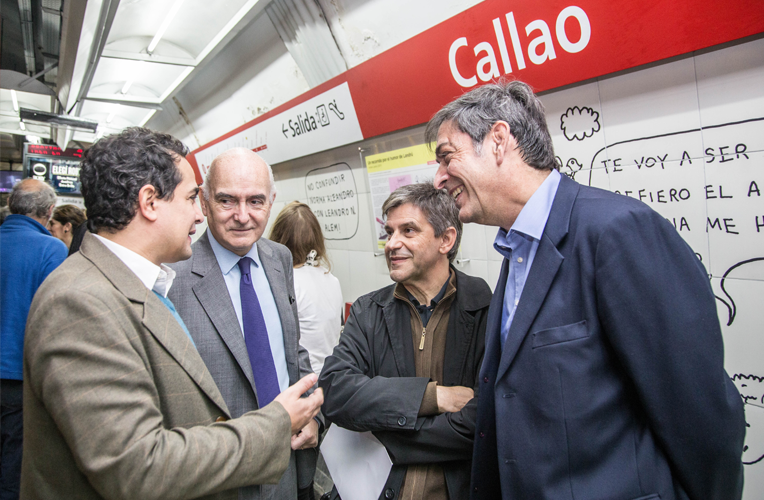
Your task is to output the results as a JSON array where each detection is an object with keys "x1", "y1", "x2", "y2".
[{"x1": 21, "y1": 127, "x2": 322, "y2": 500}]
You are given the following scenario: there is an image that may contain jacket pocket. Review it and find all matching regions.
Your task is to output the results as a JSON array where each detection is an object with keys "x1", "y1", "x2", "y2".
[{"x1": 531, "y1": 320, "x2": 588, "y2": 348}]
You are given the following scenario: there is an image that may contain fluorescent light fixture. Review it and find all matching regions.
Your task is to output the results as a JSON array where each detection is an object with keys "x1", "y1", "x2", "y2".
[
  {"x1": 11, "y1": 90, "x2": 19, "y2": 112},
  {"x1": 147, "y1": 0, "x2": 186, "y2": 55},
  {"x1": 19, "y1": 121, "x2": 26, "y2": 131},
  {"x1": 25, "y1": 135, "x2": 41, "y2": 143},
  {"x1": 106, "y1": 112, "x2": 115, "y2": 123},
  {"x1": 121, "y1": 79, "x2": 133, "y2": 94}
]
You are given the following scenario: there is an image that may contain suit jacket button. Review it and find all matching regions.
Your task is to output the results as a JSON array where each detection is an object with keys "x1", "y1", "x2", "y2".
[
  {"x1": 483, "y1": 376, "x2": 489, "y2": 383},
  {"x1": 397, "y1": 416, "x2": 407, "y2": 426},
  {"x1": 384, "y1": 488, "x2": 395, "y2": 499},
  {"x1": 215, "y1": 416, "x2": 228, "y2": 422},
  {"x1": 479, "y1": 431, "x2": 485, "y2": 438}
]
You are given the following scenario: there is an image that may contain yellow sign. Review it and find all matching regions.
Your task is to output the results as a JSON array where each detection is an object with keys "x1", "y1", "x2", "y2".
[{"x1": 364, "y1": 143, "x2": 436, "y2": 174}]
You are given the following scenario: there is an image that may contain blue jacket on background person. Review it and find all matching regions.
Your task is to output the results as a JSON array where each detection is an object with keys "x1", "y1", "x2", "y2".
[{"x1": 1, "y1": 214, "x2": 67, "y2": 380}]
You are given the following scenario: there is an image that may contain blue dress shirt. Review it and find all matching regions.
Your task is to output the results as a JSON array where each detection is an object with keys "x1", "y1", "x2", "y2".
[
  {"x1": 208, "y1": 232, "x2": 290, "y2": 393},
  {"x1": 494, "y1": 169, "x2": 561, "y2": 347}
]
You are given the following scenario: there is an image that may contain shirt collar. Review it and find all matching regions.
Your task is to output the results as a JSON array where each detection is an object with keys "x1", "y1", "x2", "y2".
[
  {"x1": 495, "y1": 169, "x2": 561, "y2": 247},
  {"x1": 2, "y1": 214, "x2": 52, "y2": 235},
  {"x1": 93, "y1": 234, "x2": 176, "y2": 296},
  {"x1": 207, "y1": 230, "x2": 262, "y2": 276}
]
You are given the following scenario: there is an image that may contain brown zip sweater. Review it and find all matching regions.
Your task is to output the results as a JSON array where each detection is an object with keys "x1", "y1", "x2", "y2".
[{"x1": 393, "y1": 269, "x2": 457, "y2": 500}]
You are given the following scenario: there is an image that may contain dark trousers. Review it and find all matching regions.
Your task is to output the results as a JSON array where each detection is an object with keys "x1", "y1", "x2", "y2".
[{"x1": 0, "y1": 379, "x2": 23, "y2": 500}]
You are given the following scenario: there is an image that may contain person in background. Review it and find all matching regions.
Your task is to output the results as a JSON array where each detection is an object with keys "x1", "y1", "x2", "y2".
[
  {"x1": 0, "y1": 206, "x2": 11, "y2": 225},
  {"x1": 0, "y1": 179, "x2": 67, "y2": 500},
  {"x1": 47, "y1": 204, "x2": 86, "y2": 250},
  {"x1": 320, "y1": 182, "x2": 492, "y2": 500},
  {"x1": 21, "y1": 128, "x2": 322, "y2": 500},
  {"x1": 169, "y1": 148, "x2": 322, "y2": 500},
  {"x1": 269, "y1": 201, "x2": 343, "y2": 376},
  {"x1": 429, "y1": 80, "x2": 745, "y2": 500}
]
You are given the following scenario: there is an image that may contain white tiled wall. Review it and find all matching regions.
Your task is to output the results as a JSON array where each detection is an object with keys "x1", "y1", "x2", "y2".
[{"x1": 268, "y1": 38, "x2": 764, "y2": 495}]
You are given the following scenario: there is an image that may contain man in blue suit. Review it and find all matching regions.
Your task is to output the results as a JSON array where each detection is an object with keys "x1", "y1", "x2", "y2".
[{"x1": 430, "y1": 81, "x2": 745, "y2": 500}]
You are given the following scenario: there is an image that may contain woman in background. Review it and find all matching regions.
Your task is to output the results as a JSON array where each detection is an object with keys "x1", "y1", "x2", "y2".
[
  {"x1": 47, "y1": 204, "x2": 86, "y2": 252},
  {"x1": 269, "y1": 201, "x2": 343, "y2": 376}
]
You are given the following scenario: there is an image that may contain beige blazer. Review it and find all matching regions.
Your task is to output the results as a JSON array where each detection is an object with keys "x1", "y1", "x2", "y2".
[{"x1": 21, "y1": 233, "x2": 292, "y2": 500}]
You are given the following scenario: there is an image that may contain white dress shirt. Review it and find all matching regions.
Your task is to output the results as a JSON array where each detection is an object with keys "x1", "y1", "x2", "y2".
[{"x1": 93, "y1": 234, "x2": 176, "y2": 297}]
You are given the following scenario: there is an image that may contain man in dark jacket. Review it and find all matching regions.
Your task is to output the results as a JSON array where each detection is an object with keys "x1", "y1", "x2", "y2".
[{"x1": 320, "y1": 182, "x2": 492, "y2": 500}]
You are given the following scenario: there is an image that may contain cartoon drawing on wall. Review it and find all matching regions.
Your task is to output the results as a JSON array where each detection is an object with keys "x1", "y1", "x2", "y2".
[
  {"x1": 715, "y1": 258, "x2": 764, "y2": 327},
  {"x1": 732, "y1": 374, "x2": 764, "y2": 466},
  {"x1": 555, "y1": 109, "x2": 763, "y2": 482},
  {"x1": 560, "y1": 106, "x2": 601, "y2": 141},
  {"x1": 556, "y1": 156, "x2": 583, "y2": 180}
]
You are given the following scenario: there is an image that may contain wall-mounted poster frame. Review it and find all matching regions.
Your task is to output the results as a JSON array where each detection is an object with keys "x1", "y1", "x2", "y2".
[{"x1": 360, "y1": 127, "x2": 440, "y2": 254}]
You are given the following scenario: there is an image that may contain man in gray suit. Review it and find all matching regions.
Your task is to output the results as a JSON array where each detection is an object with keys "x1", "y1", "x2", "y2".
[
  {"x1": 21, "y1": 128, "x2": 323, "y2": 500},
  {"x1": 169, "y1": 148, "x2": 321, "y2": 500}
]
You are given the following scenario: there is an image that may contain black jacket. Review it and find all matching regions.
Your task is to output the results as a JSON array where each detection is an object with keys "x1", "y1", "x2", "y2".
[{"x1": 320, "y1": 267, "x2": 492, "y2": 500}]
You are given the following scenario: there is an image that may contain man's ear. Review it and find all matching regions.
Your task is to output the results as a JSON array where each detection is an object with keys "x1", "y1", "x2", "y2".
[
  {"x1": 439, "y1": 226, "x2": 458, "y2": 256},
  {"x1": 137, "y1": 184, "x2": 159, "y2": 222},
  {"x1": 200, "y1": 193, "x2": 209, "y2": 217},
  {"x1": 489, "y1": 121, "x2": 512, "y2": 165}
]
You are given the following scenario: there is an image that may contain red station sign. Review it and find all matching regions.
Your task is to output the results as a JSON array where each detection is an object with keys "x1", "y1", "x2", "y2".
[{"x1": 188, "y1": 0, "x2": 764, "y2": 177}]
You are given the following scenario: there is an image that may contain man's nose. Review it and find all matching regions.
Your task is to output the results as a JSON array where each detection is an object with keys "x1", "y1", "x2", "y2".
[
  {"x1": 232, "y1": 202, "x2": 249, "y2": 223},
  {"x1": 385, "y1": 232, "x2": 402, "y2": 252},
  {"x1": 434, "y1": 163, "x2": 449, "y2": 189},
  {"x1": 193, "y1": 198, "x2": 203, "y2": 224}
]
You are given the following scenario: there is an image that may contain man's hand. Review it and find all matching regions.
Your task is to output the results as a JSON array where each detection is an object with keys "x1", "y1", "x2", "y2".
[
  {"x1": 291, "y1": 418, "x2": 319, "y2": 450},
  {"x1": 273, "y1": 374, "x2": 323, "y2": 434},
  {"x1": 436, "y1": 385, "x2": 474, "y2": 414}
]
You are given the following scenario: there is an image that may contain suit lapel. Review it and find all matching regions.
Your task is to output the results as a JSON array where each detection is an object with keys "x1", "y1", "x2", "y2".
[
  {"x1": 257, "y1": 240, "x2": 298, "y2": 381},
  {"x1": 80, "y1": 233, "x2": 230, "y2": 415},
  {"x1": 496, "y1": 175, "x2": 579, "y2": 382},
  {"x1": 496, "y1": 236, "x2": 563, "y2": 380},
  {"x1": 141, "y1": 295, "x2": 230, "y2": 414},
  {"x1": 191, "y1": 234, "x2": 257, "y2": 392}
]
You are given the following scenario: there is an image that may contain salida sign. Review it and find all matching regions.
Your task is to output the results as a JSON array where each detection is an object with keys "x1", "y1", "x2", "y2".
[{"x1": 449, "y1": 5, "x2": 590, "y2": 87}]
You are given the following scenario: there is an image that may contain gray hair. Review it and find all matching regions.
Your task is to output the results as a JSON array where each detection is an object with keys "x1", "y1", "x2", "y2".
[
  {"x1": 382, "y1": 182, "x2": 462, "y2": 263},
  {"x1": 9, "y1": 180, "x2": 57, "y2": 218},
  {"x1": 425, "y1": 80, "x2": 557, "y2": 171},
  {"x1": 202, "y1": 148, "x2": 277, "y2": 201}
]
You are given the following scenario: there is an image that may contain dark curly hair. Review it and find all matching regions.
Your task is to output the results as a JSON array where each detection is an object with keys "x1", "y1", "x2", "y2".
[{"x1": 80, "y1": 127, "x2": 189, "y2": 232}]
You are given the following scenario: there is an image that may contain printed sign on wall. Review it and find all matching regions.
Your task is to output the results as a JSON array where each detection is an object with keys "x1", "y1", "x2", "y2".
[
  {"x1": 304, "y1": 162, "x2": 359, "y2": 240},
  {"x1": 193, "y1": 83, "x2": 363, "y2": 177}
]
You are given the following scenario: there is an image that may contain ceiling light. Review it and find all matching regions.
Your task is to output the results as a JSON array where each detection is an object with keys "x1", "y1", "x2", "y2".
[
  {"x1": 147, "y1": 0, "x2": 186, "y2": 55},
  {"x1": 20, "y1": 108, "x2": 99, "y2": 133},
  {"x1": 106, "y1": 112, "x2": 115, "y2": 123},
  {"x1": 121, "y1": 79, "x2": 133, "y2": 94},
  {"x1": 11, "y1": 90, "x2": 19, "y2": 112},
  {"x1": 19, "y1": 122, "x2": 26, "y2": 131},
  {"x1": 26, "y1": 135, "x2": 41, "y2": 143}
]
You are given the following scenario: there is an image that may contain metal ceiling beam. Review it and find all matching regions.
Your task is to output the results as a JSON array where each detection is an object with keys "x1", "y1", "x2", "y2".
[
  {"x1": 18, "y1": 62, "x2": 59, "y2": 87},
  {"x1": 83, "y1": 97, "x2": 163, "y2": 111},
  {"x1": 17, "y1": 0, "x2": 36, "y2": 75},
  {"x1": 72, "y1": 0, "x2": 121, "y2": 114}
]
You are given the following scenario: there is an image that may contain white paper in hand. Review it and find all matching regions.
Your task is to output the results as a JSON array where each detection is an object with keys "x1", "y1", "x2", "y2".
[{"x1": 321, "y1": 425, "x2": 393, "y2": 500}]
